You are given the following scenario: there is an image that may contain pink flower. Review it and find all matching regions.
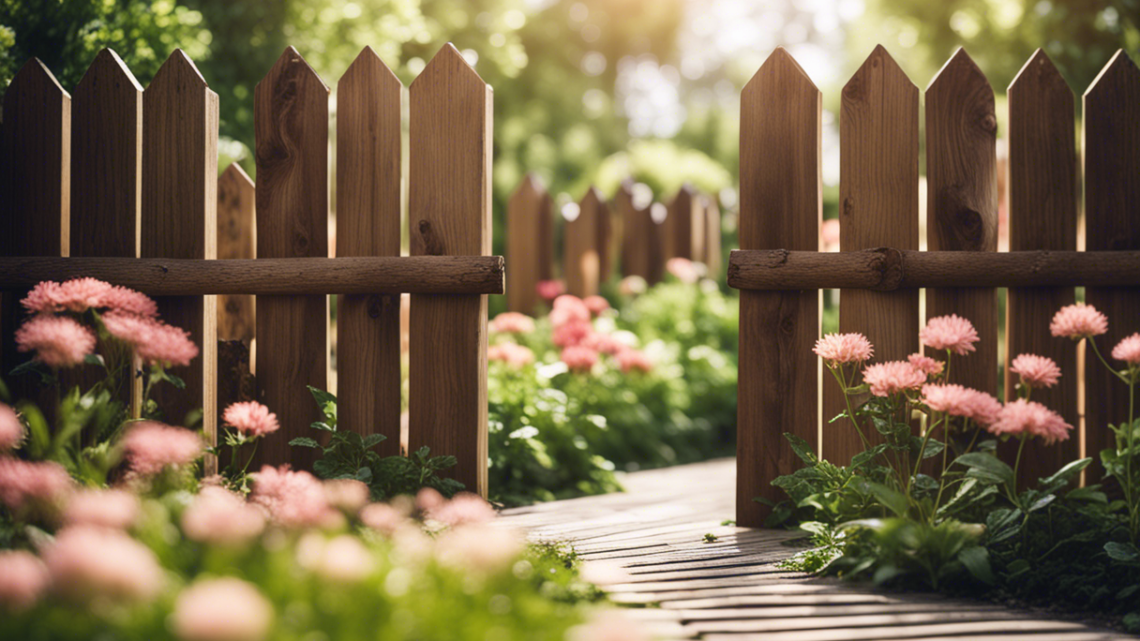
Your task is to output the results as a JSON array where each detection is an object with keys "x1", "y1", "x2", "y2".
[
  {"x1": 562, "y1": 346, "x2": 598, "y2": 373},
  {"x1": 0, "y1": 404, "x2": 24, "y2": 451},
  {"x1": 296, "y1": 533, "x2": 375, "y2": 582},
  {"x1": 434, "y1": 524, "x2": 523, "y2": 574},
  {"x1": 103, "y1": 311, "x2": 199, "y2": 367},
  {"x1": 415, "y1": 487, "x2": 446, "y2": 513},
  {"x1": 665, "y1": 257, "x2": 700, "y2": 283},
  {"x1": 567, "y1": 612, "x2": 653, "y2": 641},
  {"x1": 323, "y1": 479, "x2": 370, "y2": 513},
  {"x1": 360, "y1": 503, "x2": 409, "y2": 536},
  {"x1": 988, "y1": 399, "x2": 1073, "y2": 445},
  {"x1": 181, "y1": 486, "x2": 266, "y2": 546},
  {"x1": 0, "y1": 458, "x2": 73, "y2": 511},
  {"x1": 121, "y1": 422, "x2": 204, "y2": 476},
  {"x1": 583, "y1": 332, "x2": 626, "y2": 355},
  {"x1": 15, "y1": 315, "x2": 96, "y2": 368},
  {"x1": 488, "y1": 343, "x2": 535, "y2": 368},
  {"x1": 813, "y1": 333, "x2": 874, "y2": 365},
  {"x1": 1050, "y1": 303, "x2": 1108, "y2": 339},
  {"x1": 102, "y1": 286, "x2": 158, "y2": 317},
  {"x1": 862, "y1": 361, "x2": 926, "y2": 397},
  {"x1": 536, "y1": 279, "x2": 565, "y2": 301},
  {"x1": 550, "y1": 295, "x2": 591, "y2": 328},
  {"x1": 489, "y1": 312, "x2": 535, "y2": 334},
  {"x1": 616, "y1": 349, "x2": 652, "y2": 374},
  {"x1": 223, "y1": 401, "x2": 280, "y2": 438},
  {"x1": 43, "y1": 526, "x2": 164, "y2": 602},
  {"x1": 172, "y1": 578, "x2": 273, "y2": 641},
  {"x1": 583, "y1": 295, "x2": 610, "y2": 315},
  {"x1": 618, "y1": 275, "x2": 647, "y2": 296},
  {"x1": 921, "y1": 314, "x2": 980, "y2": 355},
  {"x1": 20, "y1": 281, "x2": 65, "y2": 314},
  {"x1": 908, "y1": 353, "x2": 944, "y2": 376},
  {"x1": 427, "y1": 492, "x2": 495, "y2": 526},
  {"x1": 63, "y1": 489, "x2": 139, "y2": 530},
  {"x1": 1010, "y1": 354, "x2": 1062, "y2": 389},
  {"x1": 250, "y1": 465, "x2": 337, "y2": 528},
  {"x1": 0, "y1": 550, "x2": 50, "y2": 612},
  {"x1": 56, "y1": 278, "x2": 113, "y2": 312},
  {"x1": 1112, "y1": 333, "x2": 1140, "y2": 365},
  {"x1": 921, "y1": 384, "x2": 1003, "y2": 426},
  {"x1": 552, "y1": 319, "x2": 592, "y2": 348}
]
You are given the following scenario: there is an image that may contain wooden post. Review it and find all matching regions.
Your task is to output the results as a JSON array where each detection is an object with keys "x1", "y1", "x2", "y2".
[
  {"x1": 408, "y1": 44, "x2": 492, "y2": 497},
  {"x1": 141, "y1": 50, "x2": 218, "y2": 454},
  {"x1": 1084, "y1": 50, "x2": 1140, "y2": 477},
  {"x1": 254, "y1": 47, "x2": 329, "y2": 468},
  {"x1": 824, "y1": 45, "x2": 919, "y2": 466},
  {"x1": 737, "y1": 48, "x2": 821, "y2": 527},
  {"x1": 217, "y1": 164, "x2": 256, "y2": 342},
  {"x1": 704, "y1": 195, "x2": 722, "y2": 276},
  {"x1": 665, "y1": 184, "x2": 704, "y2": 263},
  {"x1": 564, "y1": 186, "x2": 605, "y2": 297},
  {"x1": 925, "y1": 49, "x2": 998, "y2": 395},
  {"x1": 507, "y1": 174, "x2": 553, "y2": 313},
  {"x1": 336, "y1": 47, "x2": 402, "y2": 457},
  {"x1": 618, "y1": 181, "x2": 651, "y2": 281},
  {"x1": 1004, "y1": 50, "x2": 1079, "y2": 484},
  {"x1": 0, "y1": 59, "x2": 69, "y2": 408},
  {"x1": 647, "y1": 202, "x2": 667, "y2": 285}
]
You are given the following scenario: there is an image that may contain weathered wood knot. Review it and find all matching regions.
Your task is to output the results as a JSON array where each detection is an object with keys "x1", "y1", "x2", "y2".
[
  {"x1": 416, "y1": 220, "x2": 445, "y2": 256},
  {"x1": 868, "y1": 247, "x2": 904, "y2": 292}
]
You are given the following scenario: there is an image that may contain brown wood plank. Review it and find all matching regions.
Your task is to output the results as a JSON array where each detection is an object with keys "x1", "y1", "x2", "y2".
[
  {"x1": 665, "y1": 184, "x2": 704, "y2": 262},
  {"x1": 737, "y1": 47, "x2": 821, "y2": 526},
  {"x1": 141, "y1": 49, "x2": 218, "y2": 457},
  {"x1": 1083, "y1": 50, "x2": 1140, "y2": 479},
  {"x1": 254, "y1": 47, "x2": 330, "y2": 468},
  {"x1": 0, "y1": 59, "x2": 69, "y2": 403},
  {"x1": 704, "y1": 195, "x2": 722, "y2": 275},
  {"x1": 825, "y1": 45, "x2": 919, "y2": 466},
  {"x1": 674, "y1": 602, "x2": 1006, "y2": 620},
  {"x1": 564, "y1": 187, "x2": 604, "y2": 297},
  {"x1": 335, "y1": 47, "x2": 402, "y2": 457},
  {"x1": 700, "y1": 619, "x2": 1098, "y2": 641},
  {"x1": 408, "y1": 44, "x2": 492, "y2": 496},
  {"x1": 506, "y1": 174, "x2": 552, "y2": 313},
  {"x1": 1004, "y1": 49, "x2": 1079, "y2": 485},
  {"x1": 216, "y1": 163, "x2": 256, "y2": 342},
  {"x1": 618, "y1": 181, "x2": 652, "y2": 281},
  {"x1": 924, "y1": 49, "x2": 999, "y2": 396}
]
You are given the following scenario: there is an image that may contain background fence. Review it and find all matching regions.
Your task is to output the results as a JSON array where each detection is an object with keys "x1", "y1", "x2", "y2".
[
  {"x1": 731, "y1": 45, "x2": 1140, "y2": 527},
  {"x1": 0, "y1": 44, "x2": 501, "y2": 496},
  {"x1": 506, "y1": 175, "x2": 722, "y2": 308}
]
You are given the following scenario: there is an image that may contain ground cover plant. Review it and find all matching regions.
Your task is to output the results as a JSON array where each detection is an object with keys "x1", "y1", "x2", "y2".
[
  {"x1": 0, "y1": 279, "x2": 624, "y2": 641},
  {"x1": 769, "y1": 304, "x2": 1140, "y2": 631},
  {"x1": 486, "y1": 258, "x2": 738, "y2": 505}
]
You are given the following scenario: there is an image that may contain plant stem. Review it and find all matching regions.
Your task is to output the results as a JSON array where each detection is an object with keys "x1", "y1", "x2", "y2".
[
  {"x1": 831, "y1": 365, "x2": 871, "y2": 451},
  {"x1": 1009, "y1": 435, "x2": 1028, "y2": 509}
]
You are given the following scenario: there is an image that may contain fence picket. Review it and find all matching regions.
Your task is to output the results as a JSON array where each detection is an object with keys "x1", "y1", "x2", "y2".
[
  {"x1": 665, "y1": 184, "x2": 704, "y2": 263},
  {"x1": 925, "y1": 50, "x2": 999, "y2": 397},
  {"x1": 254, "y1": 47, "x2": 330, "y2": 468},
  {"x1": 507, "y1": 174, "x2": 552, "y2": 313},
  {"x1": 408, "y1": 45, "x2": 492, "y2": 496},
  {"x1": 1005, "y1": 50, "x2": 1079, "y2": 484},
  {"x1": 336, "y1": 47, "x2": 402, "y2": 457},
  {"x1": 565, "y1": 186, "x2": 604, "y2": 297},
  {"x1": 141, "y1": 50, "x2": 218, "y2": 456},
  {"x1": 824, "y1": 45, "x2": 920, "y2": 465},
  {"x1": 737, "y1": 48, "x2": 821, "y2": 526},
  {"x1": 217, "y1": 164, "x2": 256, "y2": 342},
  {"x1": 1084, "y1": 50, "x2": 1140, "y2": 478},
  {"x1": 704, "y1": 195, "x2": 722, "y2": 275}
]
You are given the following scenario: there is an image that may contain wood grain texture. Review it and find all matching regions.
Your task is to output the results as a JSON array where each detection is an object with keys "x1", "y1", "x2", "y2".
[
  {"x1": 0, "y1": 256, "x2": 504, "y2": 294},
  {"x1": 665, "y1": 184, "x2": 705, "y2": 263},
  {"x1": 408, "y1": 44, "x2": 492, "y2": 496},
  {"x1": 70, "y1": 49, "x2": 142, "y2": 259},
  {"x1": 336, "y1": 47, "x2": 402, "y2": 458},
  {"x1": 564, "y1": 186, "x2": 604, "y2": 297},
  {"x1": 704, "y1": 195, "x2": 722, "y2": 275},
  {"x1": 925, "y1": 49, "x2": 999, "y2": 395},
  {"x1": 737, "y1": 48, "x2": 821, "y2": 526},
  {"x1": 824, "y1": 46, "x2": 920, "y2": 465},
  {"x1": 1084, "y1": 50, "x2": 1140, "y2": 477},
  {"x1": 617, "y1": 181, "x2": 650, "y2": 280},
  {"x1": 0, "y1": 59, "x2": 69, "y2": 398},
  {"x1": 1004, "y1": 50, "x2": 1079, "y2": 484},
  {"x1": 141, "y1": 49, "x2": 218, "y2": 456},
  {"x1": 506, "y1": 174, "x2": 552, "y2": 313},
  {"x1": 217, "y1": 163, "x2": 256, "y2": 341},
  {"x1": 254, "y1": 47, "x2": 330, "y2": 469}
]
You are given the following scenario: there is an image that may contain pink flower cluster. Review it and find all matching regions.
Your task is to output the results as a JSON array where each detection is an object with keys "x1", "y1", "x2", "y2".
[
  {"x1": 172, "y1": 578, "x2": 273, "y2": 641},
  {"x1": 21, "y1": 279, "x2": 157, "y2": 317},
  {"x1": 121, "y1": 422, "x2": 205, "y2": 476},
  {"x1": 43, "y1": 525, "x2": 165, "y2": 602},
  {"x1": 0, "y1": 403, "x2": 24, "y2": 451},
  {"x1": 223, "y1": 401, "x2": 280, "y2": 438},
  {"x1": 921, "y1": 314, "x2": 979, "y2": 355},
  {"x1": 548, "y1": 295, "x2": 652, "y2": 375},
  {"x1": 1113, "y1": 333, "x2": 1140, "y2": 365},
  {"x1": 1010, "y1": 354, "x2": 1061, "y2": 389},
  {"x1": 908, "y1": 353, "x2": 944, "y2": 376},
  {"x1": 250, "y1": 465, "x2": 339, "y2": 529},
  {"x1": 863, "y1": 361, "x2": 927, "y2": 397},
  {"x1": 0, "y1": 550, "x2": 49, "y2": 611},
  {"x1": 488, "y1": 342, "x2": 535, "y2": 369},
  {"x1": 665, "y1": 257, "x2": 700, "y2": 283},
  {"x1": 1050, "y1": 303, "x2": 1108, "y2": 339},
  {"x1": 181, "y1": 486, "x2": 267, "y2": 546},
  {"x1": 63, "y1": 489, "x2": 139, "y2": 530},
  {"x1": 14, "y1": 315, "x2": 96, "y2": 368},
  {"x1": 536, "y1": 279, "x2": 565, "y2": 301},
  {"x1": 103, "y1": 310, "x2": 198, "y2": 367},
  {"x1": 422, "y1": 490, "x2": 496, "y2": 526},
  {"x1": 988, "y1": 399, "x2": 1073, "y2": 444},
  {"x1": 813, "y1": 333, "x2": 873, "y2": 366},
  {"x1": 921, "y1": 384, "x2": 1003, "y2": 426},
  {"x1": 0, "y1": 458, "x2": 73, "y2": 512},
  {"x1": 489, "y1": 312, "x2": 535, "y2": 334},
  {"x1": 561, "y1": 345, "x2": 598, "y2": 372}
]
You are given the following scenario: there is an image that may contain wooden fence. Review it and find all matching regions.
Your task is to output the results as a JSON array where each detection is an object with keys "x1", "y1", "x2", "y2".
[
  {"x1": 731, "y1": 45, "x2": 1140, "y2": 527},
  {"x1": 506, "y1": 176, "x2": 722, "y2": 306},
  {"x1": 0, "y1": 45, "x2": 502, "y2": 496}
]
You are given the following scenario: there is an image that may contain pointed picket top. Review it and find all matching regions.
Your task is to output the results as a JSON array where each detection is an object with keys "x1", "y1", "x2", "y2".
[
  {"x1": 1085, "y1": 49, "x2": 1140, "y2": 99},
  {"x1": 743, "y1": 47, "x2": 819, "y2": 100},
  {"x1": 1009, "y1": 48, "x2": 1071, "y2": 96},
  {"x1": 927, "y1": 48, "x2": 992, "y2": 98},
  {"x1": 75, "y1": 48, "x2": 144, "y2": 95},
  {"x1": 257, "y1": 46, "x2": 329, "y2": 97},
  {"x1": 579, "y1": 185, "x2": 605, "y2": 208},
  {"x1": 512, "y1": 173, "x2": 546, "y2": 200},
  {"x1": 844, "y1": 45, "x2": 916, "y2": 105},
  {"x1": 221, "y1": 161, "x2": 254, "y2": 189},
  {"x1": 6, "y1": 58, "x2": 70, "y2": 105},
  {"x1": 411, "y1": 42, "x2": 486, "y2": 90},
  {"x1": 340, "y1": 46, "x2": 402, "y2": 93},
  {"x1": 148, "y1": 48, "x2": 209, "y2": 93}
]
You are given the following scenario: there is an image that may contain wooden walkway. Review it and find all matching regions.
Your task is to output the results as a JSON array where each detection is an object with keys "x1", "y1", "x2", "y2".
[{"x1": 498, "y1": 459, "x2": 1135, "y2": 641}]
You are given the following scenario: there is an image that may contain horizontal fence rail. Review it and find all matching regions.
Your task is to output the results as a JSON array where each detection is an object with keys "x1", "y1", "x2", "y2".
[
  {"x1": 728, "y1": 249, "x2": 1140, "y2": 291},
  {"x1": 0, "y1": 256, "x2": 505, "y2": 295}
]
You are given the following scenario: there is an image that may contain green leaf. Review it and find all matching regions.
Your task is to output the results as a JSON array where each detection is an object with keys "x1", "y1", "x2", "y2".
[
  {"x1": 865, "y1": 481, "x2": 909, "y2": 517},
  {"x1": 1026, "y1": 494, "x2": 1056, "y2": 513},
  {"x1": 308, "y1": 386, "x2": 338, "y2": 407},
  {"x1": 783, "y1": 432, "x2": 817, "y2": 465},
  {"x1": 362, "y1": 433, "x2": 386, "y2": 449},
  {"x1": 84, "y1": 353, "x2": 106, "y2": 368},
  {"x1": 957, "y1": 546, "x2": 994, "y2": 584},
  {"x1": 1041, "y1": 457, "x2": 1091, "y2": 486},
  {"x1": 289, "y1": 437, "x2": 320, "y2": 449},
  {"x1": 1105, "y1": 541, "x2": 1140, "y2": 563},
  {"x1": 955, "y1": 452, "x2": 1014, "y2": 484},
  {"x1": 310, "y1": 421, "x2": 335, "y2": 432},
  {"x1": 1065, "y1": 486, "x2": 1108, "y2": 503}
]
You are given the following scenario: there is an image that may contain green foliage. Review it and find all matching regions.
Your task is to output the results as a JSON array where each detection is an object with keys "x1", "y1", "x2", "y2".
[
  {"x1": 593, "y1": 139, "x2": 734, "y2": 200},
  {"x1": 292, "y1": 387, "x2": 464, "y2": 500},
  {"x1": 827, "y1": 518, "x2": 991, "y2": 590}
]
